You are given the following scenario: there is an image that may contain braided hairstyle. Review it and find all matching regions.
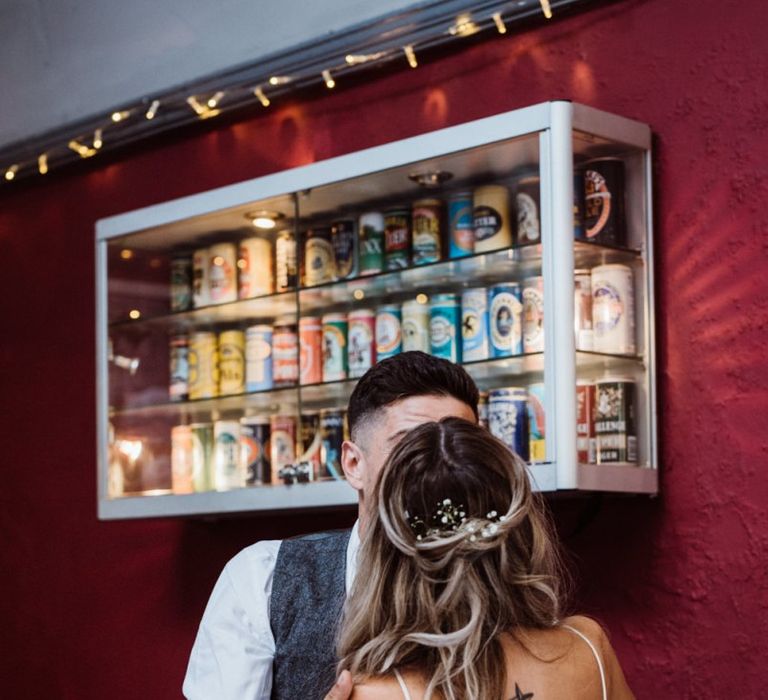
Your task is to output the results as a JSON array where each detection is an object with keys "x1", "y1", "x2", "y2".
[{"x1": 337, "y1": 417, "x2": 567, "y2": 700}]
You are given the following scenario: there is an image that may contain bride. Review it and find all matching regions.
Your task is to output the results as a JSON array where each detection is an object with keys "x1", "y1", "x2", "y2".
[{"x1": 336, "y1": 417, "x2": 634, "y2": 699}]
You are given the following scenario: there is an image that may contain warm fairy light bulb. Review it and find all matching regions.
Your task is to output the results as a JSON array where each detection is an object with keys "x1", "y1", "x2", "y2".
[
  {"x1": 493, "y1": 12, "x2": 507, "y2": 34},
  {"x1": 269, "y1": 75, "x2": 291, "y2": 86},
  {"x1": 120, "y1": 249, "x2": 134, "y2": 260},
  {"x1": 4, "y1": 165, "x2": 18, "y2": 181},
  {"x1": 207, "y1": 91, "x2": 224, "y2": 109},
  {"x1": 38, "y1": 154, "x2": 48, "y2": 175},
  {"x1": 128, "y1": 309, "x2": 141, "y2": 320},
  {"x1": 111, "y1": 110, "x2": 129, "y2": 123},
  {"x1": 322, "y1": 69, "x2": 335, "y2": 89},
  {"x1": 449, "y1": 13, "x2": 479, "y2": 36},
  {"x1": 186, "y1": 96, "x2": 219, "y2": 119},
  {"x1": 353, "y1": 289, "x2": 365, "y2": 300},
  {"x1": 68, "y1": 140, "x2": 96, "y2": 158},
  {"x1": 539, "y1": 0, "x2": 553, "y2": 19},
  {"x1": 416, "y1": 293, "x2": 429, "y2": 305},
  {"x1": 145, "y1": 99, "x2": 160, "y2": 120},
  {"x1": 93, "y1": 128, "x2": 103, "y2": 149},
  {"x1": 345, "y1": 51, "x2": 386, "y2": 65},
  {"x1": 404, "y1": 45, "x2": 418, "y2": 68},
  {"x1": 254, "y1": 86, "x2": 270, "y2": 107},
  {"x1": 213, "y1": 256, "x2": 224, "y2": 266}
]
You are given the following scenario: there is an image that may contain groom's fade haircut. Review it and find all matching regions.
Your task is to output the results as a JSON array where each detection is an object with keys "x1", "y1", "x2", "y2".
[{"x1": 347, "y1": 351, "x2": 479, "y2": 443}]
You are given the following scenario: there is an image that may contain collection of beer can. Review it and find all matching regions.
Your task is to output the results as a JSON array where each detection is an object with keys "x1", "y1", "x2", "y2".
[
  {"x1": 161, "y1": 157, "x2": 636, "y2": 494},
  {"x1": 170, "y1": 409, "x2": 349, "y2": 494},
  {"x1": 168, "y1": 157, "x2": 627, "y2": 312},
  {"x1": 480, "y1": 376, "x2": 638, "y2": 467},
  {"x1": 169, "y1": 259, "x2": 636, "y2": 401}
]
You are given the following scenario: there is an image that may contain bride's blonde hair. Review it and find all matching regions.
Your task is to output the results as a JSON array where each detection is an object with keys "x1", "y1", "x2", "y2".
[{"x1": 337, "y1": 417, "x2": 567, "y2": 699}]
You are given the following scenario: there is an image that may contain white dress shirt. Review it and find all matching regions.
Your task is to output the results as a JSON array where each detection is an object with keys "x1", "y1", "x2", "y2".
[{"x1": 183, "y1": 521, "x2": 361, "y2": 700}]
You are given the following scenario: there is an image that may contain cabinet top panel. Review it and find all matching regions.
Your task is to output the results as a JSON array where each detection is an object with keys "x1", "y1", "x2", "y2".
[{"x1": 96, "y1": 101, "x2": 650, "y2": 245}]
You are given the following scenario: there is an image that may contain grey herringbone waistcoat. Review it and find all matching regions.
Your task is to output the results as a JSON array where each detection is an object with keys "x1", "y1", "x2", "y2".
[{"x1": 269, "y1": 528, "x2": 352, "y2": 700}]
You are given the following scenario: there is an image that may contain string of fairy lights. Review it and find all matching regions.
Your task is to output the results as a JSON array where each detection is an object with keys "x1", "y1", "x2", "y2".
[{"x1": 2, "y1": 0, "x2": 563, "y2": 185}]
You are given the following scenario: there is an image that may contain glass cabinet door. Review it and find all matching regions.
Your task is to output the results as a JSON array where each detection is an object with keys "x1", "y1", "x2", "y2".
[{"x1": 97, "y1": 101, "x2": 657, "y2": 519}]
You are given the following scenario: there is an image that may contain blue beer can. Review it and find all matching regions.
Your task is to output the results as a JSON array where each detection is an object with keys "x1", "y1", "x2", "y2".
[
  {"x1": 489, "y1": 283, "x2": 523, "y2": 357},
  {"x1": 245, "y1": 324, "x2": 273, "y2": 392},
  {"x1": 448, "y1": 192, "x2": 475, "y2": 259},
  {"x1": 429, "y1": 293, "x2": 461, "y2": 363},
  {"x1": 488, "y1": 387, "x2": 530, "y2": 461},
  {"x1": 375, "y1": 305, "x2": 402, "y2": 361},
  {"x1": 461, "y1": 288, "x2": 489, "y2": 362}
]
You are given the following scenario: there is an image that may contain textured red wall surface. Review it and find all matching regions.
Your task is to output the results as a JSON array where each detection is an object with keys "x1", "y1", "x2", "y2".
[{"x1": 1, "y1": 0, "x2": 767, "y2": 696}]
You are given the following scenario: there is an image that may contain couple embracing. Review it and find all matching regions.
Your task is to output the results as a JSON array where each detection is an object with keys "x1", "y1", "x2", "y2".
[{"x1": 184, "y1": 352, "x2": 633, "y2": 699}]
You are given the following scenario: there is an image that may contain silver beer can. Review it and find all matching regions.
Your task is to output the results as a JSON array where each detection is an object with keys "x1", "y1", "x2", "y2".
[{"x1": 591, "y1": 264, "x2": 636, "y2": 355}]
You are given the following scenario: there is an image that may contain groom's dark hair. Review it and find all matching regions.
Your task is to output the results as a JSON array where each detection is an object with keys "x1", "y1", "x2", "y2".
[{"x1": 347, "y1": 351, "x2": 479, "y2": 441}]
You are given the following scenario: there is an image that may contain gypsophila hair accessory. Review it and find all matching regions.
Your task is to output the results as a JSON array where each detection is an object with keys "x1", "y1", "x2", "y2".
[{"x1": 407, "y1": 498, "x2": 505, "y2": 541}]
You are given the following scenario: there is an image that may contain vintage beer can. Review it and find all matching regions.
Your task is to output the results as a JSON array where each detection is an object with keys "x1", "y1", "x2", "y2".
[
  {"x1": 188, "y1": 331, "x2": 218, "y2": 399},
  {"x1": 595, "y1": 379, "x2": 637, "y2": 463},
  {"x1": 213, "y1": 420, "x2": 243, "y2": 491},
  {"x1": 522, "y1": 277, "x2": 545, "y2": 353},
  {"x1": 320, "y1": 409, "x2": 345, "y2": 480},
  {"x1": 245, "y1": 324, "x2": 273, "y2": 392},
  {"x1": 489, "y1": 283, "x2": 523, "y2": 357},
  {"x1": 272, "y1": 320, "x2": 299, "y2": 386},
  {"x1": 478, "y1": 391, "x2": 489, "y2": 430},
  {"x1": 208, "y1": 242, "x2": 238, "y2": 304},
  {"x1": 401, "y1": 299, "x2": 430, "y2": 353},
  {"x1": 591, "y1": 264, "x2": 635, "y2": 354},
  {"x1": 322, "y1": 313, "x2": 348, "y2": 382},
  {"x1": 218, "y1": 329, "x2": 246, "y2": 395},
  {"x1": 359, "y1": 212, "x2": 385, "y2": 275},
  {"x1": 375, "y1": 305, "x2": 402, "y2": 361},
  {"x1": 412, "y1": 199, "x2": 442, "y2": 265},
  {"x1": 574, "y1": 271, "x2": 594, "y2": 351},
  {"x1": 192, "y1": 247, "x2": 210, "y2": 308},
  {"x1": 170, "y1": 253, "x2": 193, "y2": 312},
  {"x1": 297, "y1": 411, "x2": 321, "y2": 480},
  {"x1": 576, "y1": 381, "x2": 596, "y2": 464},
  {"x1": 573, "y1": 170, "x2": 586, "y2": 238},
  {"x1": 240, "y1": 415, "x2": 271, "y2": 485},
  {"x1": 348, "y1": 309, "x2": 376, "y2": 378},
  {"x1": 299, "y1": 316, "x2": 323, "y2": 385},
  {"x1": 488, "y1": 387, "x2": 530, "y2": 462},
  {"x1": 190, "y1": 422, "x2": 213, "y2": 492},
  {"x1": 169, "y1": 334, "x2": 189, "y2": 401},
  {"x1": 331, "y1": 219, "x2": 357, "y2": 279},
  {"x1": 448, "y1": 192, "x2": 475, "y2": 258},
  {"x1": 461, "y1": 287, "x2": 490, "y2": 362},
  {"x1": 429, "y1": 293, "x2": 461, "y2": 363},
  {"x1": 582, "y1": 157, "x2": 626, "y2": 245},
  {"x1": 474, "y1": 185, "x2": 512, "y2": 253},
  {"x1": 515, "y1": 175, "x2": 541, "y2": 244},
  {"x1": 171, "y1": 424, "x2": 194, "y2": 494},
  {"x1": 238, "y1": 236, "x2": 274, "y2": 299},
  {"x1": 384, "y1": 208, "x2": 411, "y2": 270},
  {"x1": 304, "y1": 226, "x2": 335, "y2": 286},
  {"x1": 275, "y1": 229, "x2": 298, "y2": 292},
  {"x1": 527, "y1": 382, "x2": 546, "y2": 462},
  {"x1": 270, "y1": 414, "x2": 297, "y2": 479}
]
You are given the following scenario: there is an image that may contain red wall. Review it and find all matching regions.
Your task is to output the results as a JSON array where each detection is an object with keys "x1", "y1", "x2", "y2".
[{"x1": 2, "y1": 0, "x2": 767, "y2": 696}]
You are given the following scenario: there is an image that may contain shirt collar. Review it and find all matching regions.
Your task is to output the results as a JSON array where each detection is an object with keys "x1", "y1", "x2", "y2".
[{"x1": 345, "y1": 519, "x2": 361, "y2": 594}]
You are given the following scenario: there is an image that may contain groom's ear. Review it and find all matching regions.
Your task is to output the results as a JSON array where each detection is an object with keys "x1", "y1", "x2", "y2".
[{"x1": 341, "y1": 440, "x2": 365, "y2": 490}]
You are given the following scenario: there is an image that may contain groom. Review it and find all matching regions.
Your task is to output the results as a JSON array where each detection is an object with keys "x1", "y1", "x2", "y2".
[{"x1": 183, "y1": 351, "x2": 479, "y2": 699}]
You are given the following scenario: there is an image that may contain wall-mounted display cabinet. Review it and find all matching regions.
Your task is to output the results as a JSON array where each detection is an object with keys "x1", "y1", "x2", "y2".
[{"x1": 96, "y1": 101, "x2": 657, "y2": 520}]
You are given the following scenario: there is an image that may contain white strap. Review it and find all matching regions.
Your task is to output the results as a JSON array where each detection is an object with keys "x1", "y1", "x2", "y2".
[
  {"x1": 562, "y1": 624, "x2": 607, "y2": 700},
  {"x1": 393, "y1": 668, "x2": 413, "y2": 700}
]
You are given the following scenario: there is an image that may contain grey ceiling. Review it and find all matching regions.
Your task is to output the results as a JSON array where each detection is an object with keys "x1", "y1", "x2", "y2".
[{"x1": 0, "y1": 0, "x2": 418, "y2": 149}]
